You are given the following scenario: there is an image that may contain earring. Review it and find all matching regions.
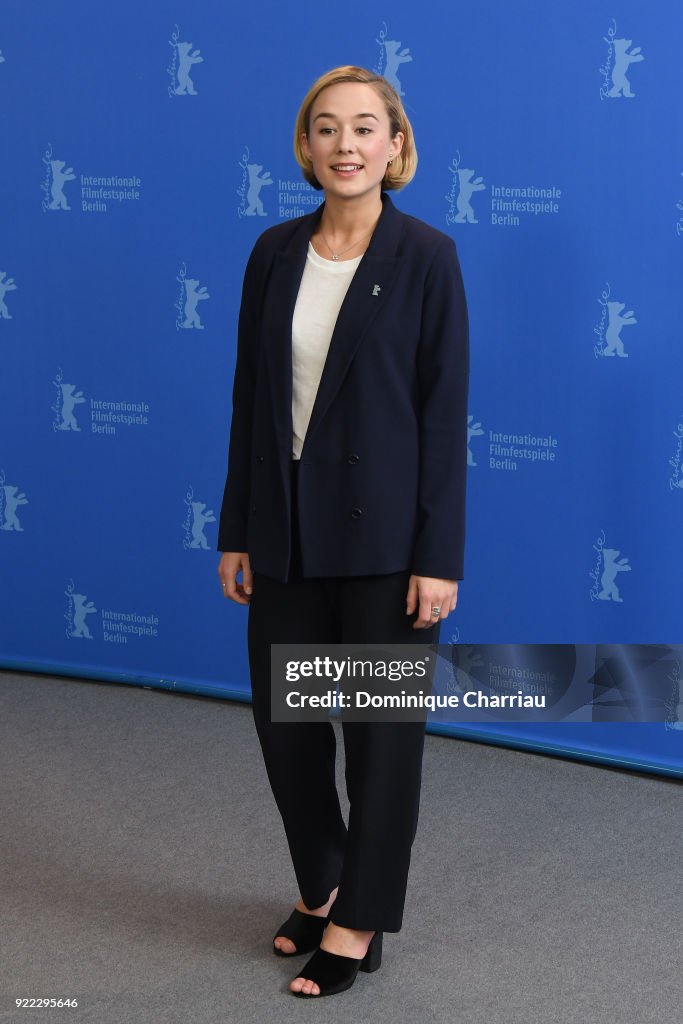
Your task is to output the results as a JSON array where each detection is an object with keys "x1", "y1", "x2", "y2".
[{"x1": 387, "y1": 159, "x2": 394, "y2": 166}]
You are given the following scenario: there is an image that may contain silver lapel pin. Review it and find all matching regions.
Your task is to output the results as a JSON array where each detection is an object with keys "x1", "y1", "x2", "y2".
[{"x1": 372, "y1": 285, "x2": 381, "y2": 296}]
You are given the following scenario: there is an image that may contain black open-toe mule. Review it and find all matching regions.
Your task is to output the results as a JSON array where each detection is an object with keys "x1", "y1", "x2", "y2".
[
  {"x1": 290, "y1": 930, "x2": 383, "y2": 997},
  {"x1": 272, "y1": 908, "x2": 331, "y2": 957}
]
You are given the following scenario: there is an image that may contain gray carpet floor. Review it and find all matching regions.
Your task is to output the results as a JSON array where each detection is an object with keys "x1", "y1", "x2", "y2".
[{"x1": 0, "y1": 670, "x2": 681, "y2": 1024}]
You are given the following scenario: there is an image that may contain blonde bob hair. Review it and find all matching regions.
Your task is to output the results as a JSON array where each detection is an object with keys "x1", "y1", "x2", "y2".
[{"x1": 293, "y1": 65, "x2": 417, "y2": 191}]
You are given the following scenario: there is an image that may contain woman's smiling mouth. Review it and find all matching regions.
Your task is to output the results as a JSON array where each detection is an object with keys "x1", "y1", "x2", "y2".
[{"x1": 330, "y1": 163, "x2": 364, "y2": 175}]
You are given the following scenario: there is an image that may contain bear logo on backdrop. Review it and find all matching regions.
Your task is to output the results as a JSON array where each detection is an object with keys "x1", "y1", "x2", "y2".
[
  {"x1": 668, "y1": 416, "x2": 683, "y2": 491},
  {"x1": 446, "y1": 151, "x2": 563, "y2": 229},
  {"x1": 593, "y1": 282, "x2": 637, "y2": 358},
  {"x1": 373, "y1": 22, "x2": 412, "y2": 96},
  {"x1": 446, "y1": 153, "x2": 486, "y2": 226},
  {"x1": 175, "y1": 263, "x2": 210, "y2": 330},
  {"x1": 182, "y1": 486, "x2": 216, "y2": 550},
  {"x1": 52, "y1": 370, "x2": 86, "y2": 432},
  {"x1": 600, "y1": 19, "x2": 644, "y2": 100},
  {"x1": 0, "y1": 470, "x2": 28, "y2": 533},
  {"x1": 236, "y1": 146, "x2": 325, "y2": 220},
  {"x1": 65, "y1": 580, "x2": 98, "y2": 640},
  {"x1": 589, "y1": 529, "x2": 632, "y2": 602},
  {"x1": 0, "y1": 270, "x2": 17, "y2": 319},
  {"x1": 167, "y1": 25, "x2": 203, "y2": 97},
  {"x1": 40, "y1": 142, "x2": 142, "y2": 214},
  {"x1": 237, "y1": 147, "x2": 273, "y2": 218},
  {"x1": 41, "y1": 144, "x2": 75, "y2": 212},
  {"x1": 51, "y1": 368, "x2": 151, "y2": 435},
  {"x1": 467, "y1": 415, "x2": 484, "y2": 466},
  {"x1": 64, "y1": 579, "x2": 161, "y2": 644},
  {"x1": 446, "y1": 645, "x2": 484, "y2": 698}
]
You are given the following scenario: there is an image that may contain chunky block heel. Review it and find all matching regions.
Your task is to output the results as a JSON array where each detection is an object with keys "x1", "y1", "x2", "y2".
[{"x1": 359, "y1": 930, "x2": 383, "y2": 973}]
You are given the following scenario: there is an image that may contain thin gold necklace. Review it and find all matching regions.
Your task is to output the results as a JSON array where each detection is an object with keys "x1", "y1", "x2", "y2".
[
  {"x1": 319, "y1": 205, "x2": 382, "y2": 261},
  {"x1": 319, "y1": 226, "x2": 373, "y2": 261}
]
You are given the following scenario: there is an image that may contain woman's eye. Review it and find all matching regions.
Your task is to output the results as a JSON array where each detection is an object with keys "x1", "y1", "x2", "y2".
[{"x1": 317, "y1": 126, "x2": 372, "y2": 135}]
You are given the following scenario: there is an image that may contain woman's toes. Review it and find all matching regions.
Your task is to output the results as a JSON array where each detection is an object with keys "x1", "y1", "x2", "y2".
[
  {"x1": 274, "y1": 936, "x2": 296, "y2": 954},
  {"x1": 290, "y1": 977, "x2": 319, "y2": 995}
]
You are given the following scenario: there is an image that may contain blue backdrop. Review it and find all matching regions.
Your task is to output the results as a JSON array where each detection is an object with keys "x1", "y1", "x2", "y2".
[{"x1": 1, "y1": 1, "x2": 682, "y2": 776}]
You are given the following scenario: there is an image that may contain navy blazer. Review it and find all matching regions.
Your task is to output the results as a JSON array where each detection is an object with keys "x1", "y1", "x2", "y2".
[{"x1": 217, "y1": 191, "x2": 469, "y2": 582}]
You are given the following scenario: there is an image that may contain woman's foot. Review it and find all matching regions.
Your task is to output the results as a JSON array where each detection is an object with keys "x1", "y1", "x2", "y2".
[
  {"x1": 273, "y1": 887, "x2": 338, "y2": 955},
  {"x1": 289, "y1": 923, "x2": 376, "y2": 996}
]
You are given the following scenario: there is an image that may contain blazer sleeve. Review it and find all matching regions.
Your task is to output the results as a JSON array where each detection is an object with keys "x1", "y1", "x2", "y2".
[
  {"x1": 410, "y1": 236, "x2": 470, "y2": 580},
  {"x1": 217, "y1": 240, "x2": 267, "y2": 553}
]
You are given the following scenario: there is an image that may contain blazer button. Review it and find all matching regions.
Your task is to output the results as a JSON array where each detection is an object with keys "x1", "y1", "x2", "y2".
[
  {"x1": 250, "y1": 505, "x2": 257, "y2": 515},
  {"x1": 347, "y1": 453, "x2": 359, "y2": 465},
  {"x1": 350, "y1": 508, "x2": 363, "y2": 519},
  {"x1": 256, "y1": 455, "x2": 264, "y2": 463}
]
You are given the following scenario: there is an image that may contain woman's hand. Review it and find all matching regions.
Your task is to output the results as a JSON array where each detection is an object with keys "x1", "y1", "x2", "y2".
[
  {"x1": 218, "y1": 552, "x2": 253, "y2": 605},
  {"x1": 406, "y1": 575, "x2": 458, "y2": 629}
]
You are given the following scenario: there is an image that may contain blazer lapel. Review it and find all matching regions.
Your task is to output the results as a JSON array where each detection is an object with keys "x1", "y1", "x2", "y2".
[
  {"x1": 304, "y1": 264, "x2": 402, "y2": 445},
  {"x1": 305, "y1": 194, "x2": 405, "y2": 445},
  {"x1": 262, "y1": 192, "x2": 406, "y2": 450}
]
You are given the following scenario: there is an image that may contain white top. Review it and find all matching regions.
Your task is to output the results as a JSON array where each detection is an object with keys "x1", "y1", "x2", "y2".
[{"x1": 291, "y1": 242, "x2": 363, "y2": 459}]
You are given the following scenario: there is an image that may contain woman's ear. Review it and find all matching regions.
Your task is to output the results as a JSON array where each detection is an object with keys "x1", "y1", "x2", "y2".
[{"x1": 390, "y1": 131, "x2": 405, "y2": 161}]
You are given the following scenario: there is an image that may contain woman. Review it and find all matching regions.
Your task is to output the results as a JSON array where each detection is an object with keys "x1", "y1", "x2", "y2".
[{"x1": 217, "y1": 65, "x2": 469, "y2": 999}]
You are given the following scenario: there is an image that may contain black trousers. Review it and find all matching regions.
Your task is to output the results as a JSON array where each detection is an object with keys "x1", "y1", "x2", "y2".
[{"x1": 247, "y1": 460, "x2": 440, "y2": 932}]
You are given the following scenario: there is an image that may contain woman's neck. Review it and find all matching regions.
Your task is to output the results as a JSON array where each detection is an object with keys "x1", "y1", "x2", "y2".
[{"x1": 318, "y1": 189, "x2": 383, "y2": 247}]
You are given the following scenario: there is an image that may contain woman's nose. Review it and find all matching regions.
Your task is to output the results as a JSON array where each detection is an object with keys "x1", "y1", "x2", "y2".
[{"x1": 336, "y1": 130, "x2": 356, "y2": 152}]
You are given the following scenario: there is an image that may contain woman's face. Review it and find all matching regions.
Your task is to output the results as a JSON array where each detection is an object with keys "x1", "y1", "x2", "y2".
[{"x1": 301, "y1": 82, "x2": 404, "y2": 202}]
